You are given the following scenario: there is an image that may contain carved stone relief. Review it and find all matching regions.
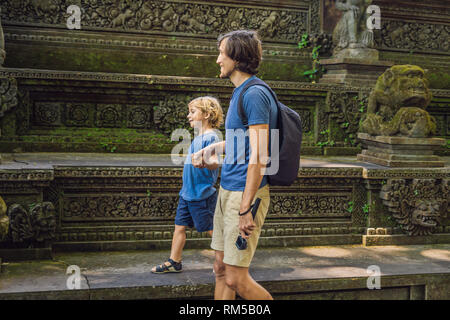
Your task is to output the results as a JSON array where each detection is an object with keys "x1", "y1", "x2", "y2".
[
  {"x1": 154, "y1": 94, "x2": 191, "y2": 135},
  {"x1": 0, "y1": 77, "x2": 18, "y2": 119},
  {"x1": 28, "y1": 101, "x2": 156, "y2": 130},
  {"x1": 377, "y1": 20, "x2": 449, "y2": 53},
  {"x1": 326, "y1": 91, "x2": 368, "y2": 145},
  {"x1": 7, "y1": 201, "x2": 57, "y2": 244},
  {"x1": 1, "y1": 0, "x2": 309, "y2": 42},
  {"x1": 62, "y1": 194, "x2": 179, "y2": 221},
  {"x1": 269, "y1": 193, "x2": 352, "y2": 218},
  {"x1": 298, "y1": 109, "x2": 312, "y2": 133},
  {"x1": 380, "y1": 179, "x2": 448, "y2": 236}
]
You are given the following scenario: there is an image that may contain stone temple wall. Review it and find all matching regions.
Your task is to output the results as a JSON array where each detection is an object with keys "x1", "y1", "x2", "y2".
[
  {"x1": 0, "y1": 0, "x2": 449, "y2": 252},
  {"x1": 0, "y1": 0, "x2": 448, "y2": 155}
]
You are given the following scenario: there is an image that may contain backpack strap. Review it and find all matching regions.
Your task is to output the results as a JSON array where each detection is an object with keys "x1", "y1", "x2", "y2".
[{"x1": 237, "y1": 78, "x2": 279, "y2": 127}]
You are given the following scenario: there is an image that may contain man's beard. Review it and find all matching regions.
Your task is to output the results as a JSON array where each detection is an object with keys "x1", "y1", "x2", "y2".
[{"x1": 220, "y1": 65, "x2": 237, "y2": 79}]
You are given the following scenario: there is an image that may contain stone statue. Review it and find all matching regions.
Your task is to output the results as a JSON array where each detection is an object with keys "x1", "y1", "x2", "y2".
[
  {"x1": 0, "y1": 196, "x2": 9, "y2": 241},
  {"x1": 0, "y1": 7, "x2": 5, "y2": 66},
  {"x1": 332, "y1": 0, "x2": 375, "y2": 57},
  {"x1": 359, "y1": 65, "x2": 436, "y2": 138}
]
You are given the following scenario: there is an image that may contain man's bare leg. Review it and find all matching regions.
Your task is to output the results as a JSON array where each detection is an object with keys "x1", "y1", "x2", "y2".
[
  {"x1": 225, "y1": 264, "x2": 273, "y2": 300},
  {"x1": 214, "y1": 251, "x2": 236, "y2": 300}
]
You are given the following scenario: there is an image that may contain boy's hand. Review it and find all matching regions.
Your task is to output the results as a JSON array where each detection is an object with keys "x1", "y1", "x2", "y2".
[
  {"x1": 191, "y1": 149, "x2": 205, "y2": 168},
  {"x1": 192, "y1": 146, "x2": 218, "y2": 169}
]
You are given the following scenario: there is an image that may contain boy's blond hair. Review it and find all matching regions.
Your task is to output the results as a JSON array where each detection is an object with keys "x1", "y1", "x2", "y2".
[{"x1": 188, "y1": 96, "x2": 224, "y2": 129}]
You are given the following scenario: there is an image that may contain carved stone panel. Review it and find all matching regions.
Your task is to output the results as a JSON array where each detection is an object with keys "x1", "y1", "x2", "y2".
[
  {"x1": 127, "y1": 105, "x2": 152, "y2": 129},
  {"x1": 1, "y1": 0, "x2": 310, "y2": 42},
  {"x1": 27, "y1": 102, "x2": 157, "y2": 130},
  {"x1": 269, "y1": 192, "x2": 352, "y2": 218},
  {"x1": 33, "y1": 102, "x2": 62, "y2": 126},
  {"x1": 298, "y1": 109, "x2": 313, "y2": 133},
  {"x1": 7, "y1": 202, "x2": 56, "y2": 244},
  {"x1": 96, "y1": 104, "x2": 123, "y2": 128},
  {"x1": 378, "y1": 20, "x2": 449, "y2": 54},
  {"x1": 154, "y1": 94, "x2": 191, "y2": 134},
  {"x1": 380, "y1": 179, "x2": 448, "y2": 236},
  {"x1": 62, "y1": 194, "x2": 179, "y2": 222},
  {"x1": 0, "y1": 77, "x2": 18, "y2": 119},
  {"x1": 65, "y1": 103, "x2": 94, "y2": 127}
]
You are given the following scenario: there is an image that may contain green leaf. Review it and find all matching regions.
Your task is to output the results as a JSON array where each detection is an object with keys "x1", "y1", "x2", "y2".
[{"x1": 303, "y1": 69, "x2": 318, "y2": 76}]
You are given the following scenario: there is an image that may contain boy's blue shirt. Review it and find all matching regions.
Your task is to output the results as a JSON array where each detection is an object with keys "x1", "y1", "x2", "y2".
[
  {"x1": 221, "y1": 75, "x2": 278, "y2": 192},
  {"x1": 179, "y1": 131, "x2": 220, "y2": 201}
]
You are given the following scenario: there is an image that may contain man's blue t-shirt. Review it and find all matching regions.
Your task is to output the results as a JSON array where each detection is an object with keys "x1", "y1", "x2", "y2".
[
  {"x1": 221, "y1": 76, "x2": 278, "y2": 192},
  {"x1": 179, "y1": 131, "x2": 220, "y2": 201}
]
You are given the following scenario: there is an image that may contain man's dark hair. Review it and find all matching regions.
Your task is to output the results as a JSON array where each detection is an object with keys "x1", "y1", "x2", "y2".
[{"x1": 217, "y1": 30, "x2": 263, "y2": 75}]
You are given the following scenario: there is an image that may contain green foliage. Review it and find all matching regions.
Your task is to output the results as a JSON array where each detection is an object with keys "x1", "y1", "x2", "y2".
[
  {"x1": 297, "y1": 33, "x2": 324, "y2": 83},
  {"x1": 359, "y1": 100, "x2": 365, "y2": 113},
  {"x1": 297, "y1": 33, "x2": 309, "y2": 49},
  {"x1": 347, "y1": 201, "x2": 354, "y2": 213},
  {"x1": 312, "y1": 45, "x2": 321, "y2": 60}
]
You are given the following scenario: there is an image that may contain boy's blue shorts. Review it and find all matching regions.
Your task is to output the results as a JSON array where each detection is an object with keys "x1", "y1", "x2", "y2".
[{"x1": 175, "y1": 191, "x2": 217, "y2": 232}]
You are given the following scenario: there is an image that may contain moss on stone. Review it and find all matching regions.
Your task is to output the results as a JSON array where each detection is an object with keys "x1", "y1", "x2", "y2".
[
  {"x1": 426, "y1": 71, "x2": 450, "y2": 90},
  {"x1": 5, "y1": 43, "x2": 311, "y2": 82}
]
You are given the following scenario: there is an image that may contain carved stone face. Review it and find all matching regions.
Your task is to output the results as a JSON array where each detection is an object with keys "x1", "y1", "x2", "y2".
[
  {"x1": 411, "y1": 199, "x2": 440, "y2": 228},
  {"x1": 381, "y1": 65, "x2": 432, "y2": 110}
]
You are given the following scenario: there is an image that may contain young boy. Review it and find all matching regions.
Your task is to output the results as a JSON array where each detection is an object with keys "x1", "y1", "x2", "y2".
[{"x1": 152, "y1": 96, "x2": 223, "y2": 273}]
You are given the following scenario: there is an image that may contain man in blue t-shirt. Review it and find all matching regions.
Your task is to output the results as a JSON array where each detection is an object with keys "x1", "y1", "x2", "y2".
[{"x1": 192, "y1": 30, "x2": 277, "y2": 300}]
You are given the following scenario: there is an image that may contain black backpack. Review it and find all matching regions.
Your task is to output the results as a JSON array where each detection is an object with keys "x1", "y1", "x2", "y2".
[{"x1": 237, "y1": 78, "x2": 302, "y2": 186}]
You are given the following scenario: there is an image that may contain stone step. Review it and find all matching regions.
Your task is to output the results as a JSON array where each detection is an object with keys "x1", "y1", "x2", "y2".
[
  {"x1": 51, "y1": 234, "x2": 363, "y2": 252},
  {"x1": 0, "y1": 244, "x2": 449, "y2": 300}
]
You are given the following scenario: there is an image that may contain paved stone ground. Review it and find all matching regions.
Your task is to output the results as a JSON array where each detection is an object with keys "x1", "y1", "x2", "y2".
[
  {"x1": 0, "y1": 153, "x2": 394, "y2": 169},
  {"x1": 1, "y1": 244, "x2": 449, "y2": 296}
]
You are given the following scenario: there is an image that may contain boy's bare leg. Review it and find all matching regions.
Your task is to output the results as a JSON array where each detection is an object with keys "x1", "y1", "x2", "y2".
[
  {"x1": 169, "y1": 225, "x2": 187, "y2": 263},
  {"x1": 152, "y1": 225, "x2": 186, "y2": 272},
  {"x1": 225, "y1": 264, "x2": 273, "y2": 300},
  {"x1": 214, "y1": 251, "x2": 236, "y2": 300}
]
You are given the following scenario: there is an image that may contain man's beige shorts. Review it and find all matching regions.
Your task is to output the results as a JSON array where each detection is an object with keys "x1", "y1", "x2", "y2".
[{"x1": 211, "y1": 184, "x2": 270, "y2": 268}]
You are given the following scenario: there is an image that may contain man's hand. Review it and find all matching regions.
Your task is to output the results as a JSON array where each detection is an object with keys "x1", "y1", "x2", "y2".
[{"x1": 239, "y1": 209, "x2": 256, "y2": 240}]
